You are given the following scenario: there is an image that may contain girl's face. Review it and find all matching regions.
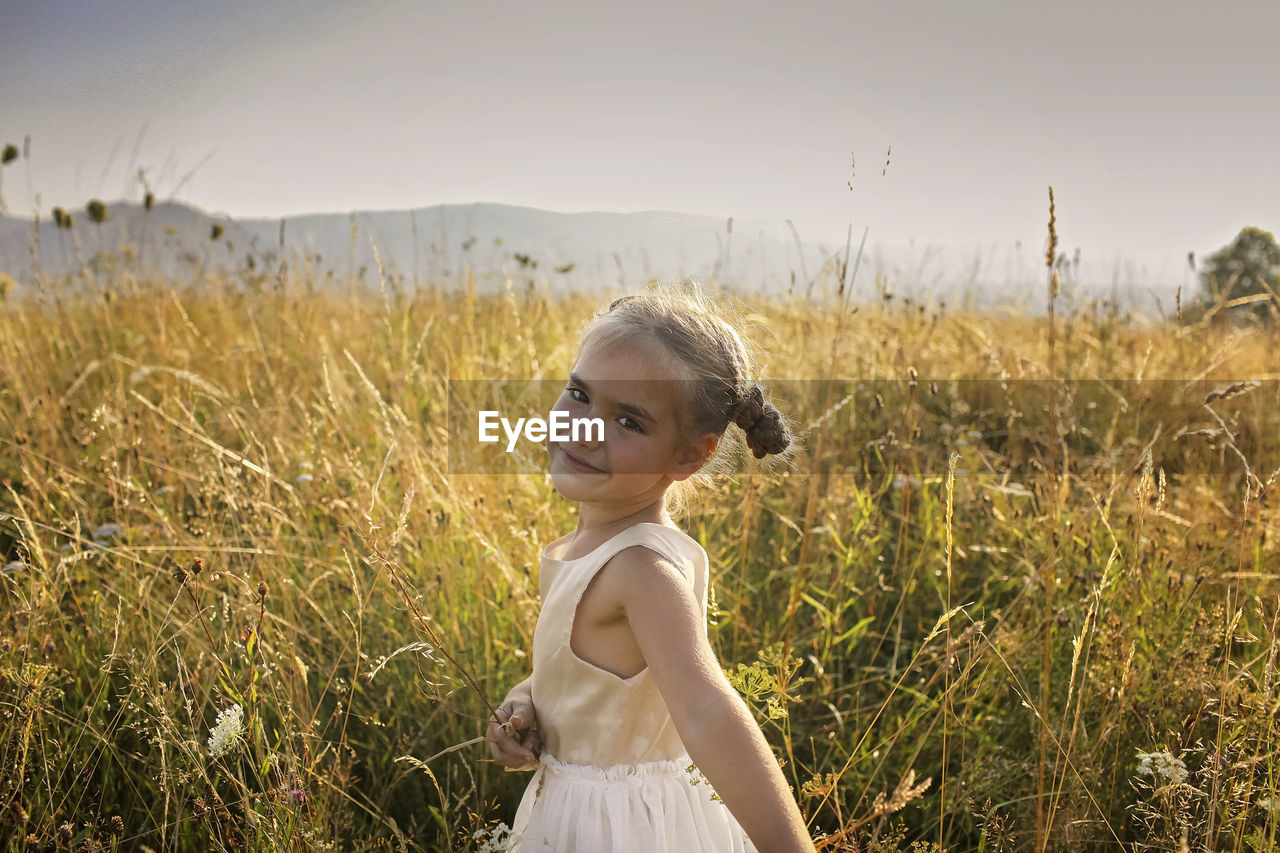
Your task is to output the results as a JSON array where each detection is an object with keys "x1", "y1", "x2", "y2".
[{"x1": 547, "y1": 337, "x2": 714, "y2": 510}]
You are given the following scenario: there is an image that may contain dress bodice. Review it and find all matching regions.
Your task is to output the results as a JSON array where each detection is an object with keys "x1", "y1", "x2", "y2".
[{"x1": 530, "y1": 522, "x2": 709, "y2": 767}]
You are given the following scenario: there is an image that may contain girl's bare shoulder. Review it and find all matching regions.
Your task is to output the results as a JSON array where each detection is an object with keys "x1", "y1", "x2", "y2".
[{"x1": 597, "y1": 543, "x2": 696, "y2": 606}]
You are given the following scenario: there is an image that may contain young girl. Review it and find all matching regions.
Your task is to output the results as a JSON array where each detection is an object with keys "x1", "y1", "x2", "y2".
[{"x1": 485, "y1": 284, "x2": 814, "y2": 853}]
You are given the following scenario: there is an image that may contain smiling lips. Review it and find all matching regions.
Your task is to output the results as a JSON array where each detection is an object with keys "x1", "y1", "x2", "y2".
[{"x1": 558, "y1": 446, "x2": 605, "y2": 473}]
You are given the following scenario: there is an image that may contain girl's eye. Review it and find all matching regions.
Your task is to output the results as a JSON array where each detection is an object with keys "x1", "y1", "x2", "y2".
[
  {"x1": 566, "y1": 386, "x2": 587, "y2": 404},
  {"x1": 618, "y1": 416, "x2": 644, "y2": 433}
]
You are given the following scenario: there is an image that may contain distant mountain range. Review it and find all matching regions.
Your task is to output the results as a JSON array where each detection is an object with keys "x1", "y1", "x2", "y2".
[
  {"x1": 0, "y1": 201, "x2": 838, "y2": 293},
  {"x1": 0, "y1": 200, "x2": 1181, "y2": 311}
]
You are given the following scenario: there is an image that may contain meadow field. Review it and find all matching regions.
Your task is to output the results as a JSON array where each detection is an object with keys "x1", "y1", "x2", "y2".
[{"x1": 1, "y1": 251, "x2": 1278, "y2": 852}]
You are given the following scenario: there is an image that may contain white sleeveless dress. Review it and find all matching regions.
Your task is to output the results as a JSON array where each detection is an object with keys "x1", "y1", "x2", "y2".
[{"x1": 509, "y1": 522, "x2": 757, "y2": 852}]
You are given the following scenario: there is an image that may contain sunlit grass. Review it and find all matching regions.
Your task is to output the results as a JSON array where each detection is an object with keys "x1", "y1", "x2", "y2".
[{"x1": 1, "y1": 254, "x2": 1278, "y2": 851}]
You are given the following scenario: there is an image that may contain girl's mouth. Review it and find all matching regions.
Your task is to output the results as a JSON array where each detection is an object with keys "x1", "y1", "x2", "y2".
[{"x1": 558, "y1": 446, "x2": 605, "y2": 473}]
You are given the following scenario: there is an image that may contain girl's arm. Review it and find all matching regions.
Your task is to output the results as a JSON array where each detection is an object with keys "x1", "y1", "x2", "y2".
[
  {"x1": 486, "y1": 675, "x2": 541, "y2": 770},
  {"x1": 613, "y1": 548, "x2": 815, "y2": 853}
]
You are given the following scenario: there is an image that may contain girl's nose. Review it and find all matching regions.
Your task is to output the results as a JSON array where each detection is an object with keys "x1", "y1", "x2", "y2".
[
  {"x1": 571, "y1": 411, "x2": 604, "y2": 451},
  {"x1": 574, "y1": 429, "x2": 603, "y2": 452}
]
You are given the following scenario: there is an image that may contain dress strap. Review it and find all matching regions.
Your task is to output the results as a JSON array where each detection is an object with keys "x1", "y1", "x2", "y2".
[
  {"x1": 544, "y1": 524, "x2": 703, "y2": 614},
  {"x1": 582, "y1": 523, "x2": 699, "y2": 587}
]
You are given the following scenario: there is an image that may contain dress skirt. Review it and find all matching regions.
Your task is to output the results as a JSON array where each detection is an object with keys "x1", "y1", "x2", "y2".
[{"x1": 510, "y1": 752, "x2": 757, "y2": 853}]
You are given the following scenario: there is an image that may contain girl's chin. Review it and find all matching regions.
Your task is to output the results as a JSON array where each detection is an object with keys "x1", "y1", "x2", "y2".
[
  {"x1": 549, "y1": 469, "x2": 602, "y2": 493},
  {"x1": 548, "y1": 476, "x2": 588, "y2": 504}
]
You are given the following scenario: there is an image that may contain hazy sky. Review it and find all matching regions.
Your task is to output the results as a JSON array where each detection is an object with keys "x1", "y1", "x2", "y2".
[{"x1": 3, "y1": 0, "x2": 1277, "y2": 278}]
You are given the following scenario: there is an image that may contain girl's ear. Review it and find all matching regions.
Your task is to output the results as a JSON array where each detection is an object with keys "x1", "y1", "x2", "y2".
[{"x1": 670, "y1": 433, "x2": 718, "y2": 482}]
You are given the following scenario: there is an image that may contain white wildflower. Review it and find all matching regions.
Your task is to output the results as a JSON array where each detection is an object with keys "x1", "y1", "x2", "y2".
[
  {"x1": 207, "y1": 703, "x2": 246, "y2": 758},
  {"x1": 1136, "y1": 750, "x2": 1188, "y2": 785},
  {"x1": 474, "y1": 822, "x2": 521, "y2": 853},
  {"x1": 295, "y1": 474, "x2": 314, "y2": 484},
  {"x1": 3, "y1": 561, "x2": 25, "y2": 572},
  {"x1": 155, "y1": 485, "x2": 175, "y2": 496}
]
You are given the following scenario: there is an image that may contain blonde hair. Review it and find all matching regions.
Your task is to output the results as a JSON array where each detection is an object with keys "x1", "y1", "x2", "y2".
[{"x1": 577, "y1": 280, "x2": 795, "y2": 519}]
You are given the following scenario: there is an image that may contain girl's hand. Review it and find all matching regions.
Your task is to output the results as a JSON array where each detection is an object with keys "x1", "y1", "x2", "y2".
[{"x1": 487, "y1": 692, "x2": 541, "y2": 771}]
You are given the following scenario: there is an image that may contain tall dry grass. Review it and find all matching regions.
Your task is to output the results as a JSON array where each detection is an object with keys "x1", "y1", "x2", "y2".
[{"x1": 1, "y1": 244, "x2": 1278, "y2": 852}]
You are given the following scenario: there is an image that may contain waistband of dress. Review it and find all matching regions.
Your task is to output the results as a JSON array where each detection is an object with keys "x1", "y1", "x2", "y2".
[{"x1": 535, "y1": 752, "x2": 694, "y2": 784}]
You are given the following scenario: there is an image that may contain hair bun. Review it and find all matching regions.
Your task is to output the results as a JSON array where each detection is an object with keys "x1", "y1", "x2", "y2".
[{"x1": 731, "y1": 384, "x2": 790, "y2": 459}]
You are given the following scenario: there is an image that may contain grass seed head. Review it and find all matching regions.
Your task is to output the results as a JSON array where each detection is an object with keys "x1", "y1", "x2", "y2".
[
  {"x1": 86, "y1": 199, "x2": 108, "y2": 224},
  {"x1": 1204, "y1": 379, "x2": 1260, "y2": 405},
  {"x1": 1, "y1": 143, "x2": 17, "y2": 164},
  {"x1": 1046, "y1": 186, "x2": 1058, "y2": 268}
]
